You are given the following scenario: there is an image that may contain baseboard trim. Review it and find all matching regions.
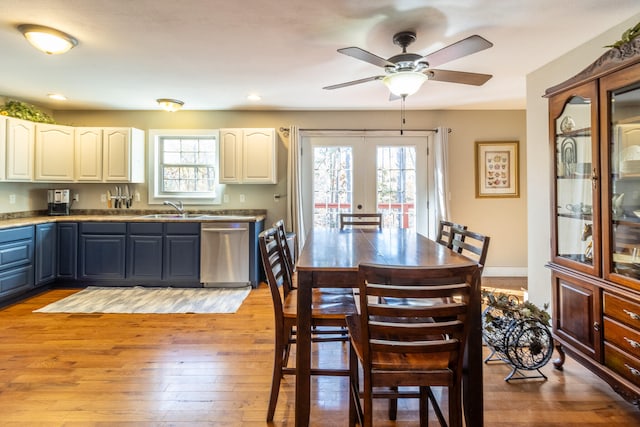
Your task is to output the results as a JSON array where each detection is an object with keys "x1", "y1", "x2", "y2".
[{"x1": 483, "y1": 267, "x2": 528, "y2": 277}]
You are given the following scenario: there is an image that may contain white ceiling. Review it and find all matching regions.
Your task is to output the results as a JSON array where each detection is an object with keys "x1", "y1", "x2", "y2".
[{"x1": 0, "y1": 0, "x2": 639, "y2": 112}]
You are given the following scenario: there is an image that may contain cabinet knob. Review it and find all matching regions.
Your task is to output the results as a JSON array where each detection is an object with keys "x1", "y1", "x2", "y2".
[
  {"x1": 624, "y1": 363, "x2": 640, "y2": 377},
  {"x1": 623, "y1": 309, "x2": 640, "y2": 321},
  {"x1": 623, "y1": 337, "x2": 640, "y2": 349},
  {"x1": 593, "y1": 322, "x2": 600, "y2": 332}
]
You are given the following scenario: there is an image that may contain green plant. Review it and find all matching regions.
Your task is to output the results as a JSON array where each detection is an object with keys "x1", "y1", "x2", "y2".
[
  {"x1": 482, "y1": 289, "x2": 551, "y2": 326},
  {"x1": 0, "y1": 99, "x2": 55, "y2": 124},
  {"x1": 606, "y1": 22, "x2": 640, "y2": 48}
]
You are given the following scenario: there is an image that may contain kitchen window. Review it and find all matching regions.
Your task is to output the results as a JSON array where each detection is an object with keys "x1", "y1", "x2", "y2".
[{"x1": 148, "y1": 129, "x2": 222, "y2": 205}]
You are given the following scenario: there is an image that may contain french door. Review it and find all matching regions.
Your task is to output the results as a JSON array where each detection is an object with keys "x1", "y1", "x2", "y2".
[{"x1": 301, "y1": 131, "x2": 433, "y2": 235}]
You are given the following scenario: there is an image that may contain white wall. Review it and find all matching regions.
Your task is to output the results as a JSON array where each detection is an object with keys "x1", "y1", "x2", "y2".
[{"x1": 526, "y1": 13, "x2": 640, "y2": 307}]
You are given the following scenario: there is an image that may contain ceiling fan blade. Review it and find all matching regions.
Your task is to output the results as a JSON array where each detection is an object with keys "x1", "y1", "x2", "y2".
[
  {"x1": 337, "y1": 47, "x2": 395, "y2": 68},
  {"x1": 422, "y1": 35, "x2": 493, "y2": 68},
  {"x1": 323, "y1": 75, "x2": 384, "y2": 90},
  {"x1": 427, "y1": 69, "x2": 492, "y2": 86}
]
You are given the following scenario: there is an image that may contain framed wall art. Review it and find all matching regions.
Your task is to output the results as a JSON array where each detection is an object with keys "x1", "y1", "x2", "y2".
[{"x1": 475, "y1": 141, "x2": 519, "y2": 198}]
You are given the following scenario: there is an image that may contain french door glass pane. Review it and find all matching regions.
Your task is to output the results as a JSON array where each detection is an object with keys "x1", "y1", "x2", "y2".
[
  {"x1": 377, "y1": 146, "x2": 416, "y2": 229},
  {"x1": 312, "y1": 146, "x2": 352, "y2": 228}
]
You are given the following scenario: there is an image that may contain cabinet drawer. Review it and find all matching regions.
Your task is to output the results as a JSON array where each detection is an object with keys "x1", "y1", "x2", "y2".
[
  {"x1": 0, "y1": 226, "x2": 34, "y2": 244},
  {"x1": 0, "y1": 239, "x2": 34, "y2": 270},
  {"x1": 604, "y1": 292, "x2": 640, "y2": 330},
  {"x1": 165, "y1": 223, "x2": 200, "y2": 235},
  {"x1": 80, "y1": 222, "x2": 127, "y2": 234},
  {"x1": 0, "y1": 265, "x2": 34, "y2": 295},
  {"x1": 128, "y1": 222, "x2": 163, "y2": 234},
  {"x1": 604, "y1": 342, "x2": 640, "y2": 388},
  {"x1": 604, "y1": 317, "x2": 640, "y2": 357}
]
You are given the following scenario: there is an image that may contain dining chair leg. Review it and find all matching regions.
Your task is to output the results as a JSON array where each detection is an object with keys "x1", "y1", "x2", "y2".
[
  {"x1": 388, "y1": 386, "x2": 398, "y2": 420},
  {"x1": 267, "y1": 327, "x2": 286, "y2": 421},
  {"x1": 419, "y1": 386, "x2": 429, "y2": 427},
  {"x1": 448, "y1": 382, "x2": 463, "y2": 427},
  {"x1": 348, "y1": 344, "x2": 361, "y2": 427},
  {"x1": 363, "y1": 374, "x2": 373, "y2": 427}
]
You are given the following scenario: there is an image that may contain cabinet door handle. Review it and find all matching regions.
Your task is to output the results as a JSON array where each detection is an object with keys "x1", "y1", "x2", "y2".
[
  {"x1": 593, "y1": 322, "x2": 600, "y2": 332},
  {"x1": 623, "y1": 309, "x2": 640, "y2": 321},
  {"x1": 591, "y1": 169, "x2": 598, "y2": 189},
  {"x1": 624, "y1": 363, "x2": 640, "y2": 377},
  {"x1": 624, "y1": 337, "x2": 640, "y2": 349}
]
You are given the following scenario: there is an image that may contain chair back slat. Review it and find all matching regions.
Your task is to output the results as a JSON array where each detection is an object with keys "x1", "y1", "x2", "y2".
[
  {"x1": 357, "y1": 263, "x2": 475, "y2": 367},
  {"x1": 273, "y1": 219, "x2": 295, "y2": 278},
  {"x1": 449, "y1": 228, "x2": 490, "y2": 273},
  {"x1": 340, "y1": 213, "x2": 382, "y2": 230},
  {"x1": 436, "y1": 220, "x2": 467, "y2": 247},
  {"x1": 259, "y1": 228, "x2": 295, "y2": 320}
]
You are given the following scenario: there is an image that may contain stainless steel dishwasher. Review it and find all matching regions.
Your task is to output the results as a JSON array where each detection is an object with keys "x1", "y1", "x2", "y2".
[{"x1": 200, "y1": 222, "x2": 250, "y2": 287}]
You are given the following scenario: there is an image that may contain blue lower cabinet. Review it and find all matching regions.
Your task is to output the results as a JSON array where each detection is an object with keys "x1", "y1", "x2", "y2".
[
  {"x1": 163, "y1": 234, "x2": 200, "y2": 282},
  {"x1": 78, "y1": 223, "x2": 127, "y2": 280},
  {"x1": 35, "y1": 223, "x2": 57, "y2": 286},
  {"x1": 0, "y1": 226, "x2": 35, "y2": 299},
  {"x1": 57, "y1": 223, "x2": 78, "y2": 280},
  {"x1": 127, "y1": 222, "x2": 163, "y2": 281}
]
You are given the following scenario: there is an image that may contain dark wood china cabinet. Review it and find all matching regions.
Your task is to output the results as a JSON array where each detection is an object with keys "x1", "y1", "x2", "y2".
[{"x1": 546, "y1": 36, "x2": 640, "y2": 407}]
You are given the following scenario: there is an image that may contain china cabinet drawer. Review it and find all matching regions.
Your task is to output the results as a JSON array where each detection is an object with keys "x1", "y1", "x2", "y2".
[
  {"x1": 604, "y1": 292, "x2": 640, "y2": 330},
  {"x1": 604, "y1": 342, "x2": 640, "y2": 388},
  {"x1": 603, "y1": 317, "x2": 640, "y2": 357}
]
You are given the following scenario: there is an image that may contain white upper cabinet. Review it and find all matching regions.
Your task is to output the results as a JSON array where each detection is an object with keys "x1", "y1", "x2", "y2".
[
  {"x1": 219, "y1": 128, "x2": 277, "y2": 184},
  {"x1": 75, "y1": 127, "x2": 103, "y2": 181},
  {"x1": 35, "y1": 123, "x2": 75, "y2": 181},
  {"x1": 5, "y1": 117, "x2": 35, "y2": 181},
  {"x1": 103, "y1": 128, "x2": 145, "y2": 183},
  {"x1": 0, "y1": 117, "x2": 6, "y2": 180}
]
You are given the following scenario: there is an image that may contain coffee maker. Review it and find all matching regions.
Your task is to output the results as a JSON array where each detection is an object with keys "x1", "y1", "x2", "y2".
[{"x1": 47, "y1": 189, "x2": 70, "y2": 216}]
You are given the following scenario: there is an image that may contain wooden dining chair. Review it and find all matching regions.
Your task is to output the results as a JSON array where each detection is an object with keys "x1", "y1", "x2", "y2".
[
  {"x1": 258, "y1": 227, "x2": 357, "y2": 421},
  {"x1": 448, "y1": 227, "x2": 491, "y2": 274},
  {"x1": 347, "y1": 263, "x2": 476, "y2": 427},
  {"x1": 436, "y1": 220, "x2": 467, "y2": 247},
  {"x1": 340, "y1": 213, "x2": 383, "y2": 230}
]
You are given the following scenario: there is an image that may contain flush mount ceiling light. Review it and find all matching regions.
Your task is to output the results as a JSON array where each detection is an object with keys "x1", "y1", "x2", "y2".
[
  {"x1": 382, "y1": 71, "x2": 428, "y2": 97},
  {"x1": 18, "y1": 24, "x2": 78, "y2": 55},
  {"x1": 47, "y1": 93, "x2": 67, "y2": 101},
  {"x1": 156, "y1": 98, "x2": 184, "y2": 112}
]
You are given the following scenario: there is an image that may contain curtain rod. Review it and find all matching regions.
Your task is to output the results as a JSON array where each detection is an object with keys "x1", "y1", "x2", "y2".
[{"x1": 279, "y1": 127, "x2": 450, "y2": 134}]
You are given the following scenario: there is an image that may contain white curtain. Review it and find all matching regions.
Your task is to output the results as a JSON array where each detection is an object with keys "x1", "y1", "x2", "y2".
[
  {"x1": 433, "y1": 126, "x2": 451, "y2": 228},
  {"x1": 286, "y1": 125, "x2": 306, "y2": 254}
]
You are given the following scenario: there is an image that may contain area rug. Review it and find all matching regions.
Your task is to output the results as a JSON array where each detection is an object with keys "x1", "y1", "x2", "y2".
[{"x1": 33, "y1": 286, "x2": 251, "y2": 314}]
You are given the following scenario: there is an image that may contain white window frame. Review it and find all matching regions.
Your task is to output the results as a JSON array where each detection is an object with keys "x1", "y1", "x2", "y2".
[{"x1": 148, "y1": 129, "x2": 222, "y2": 205}]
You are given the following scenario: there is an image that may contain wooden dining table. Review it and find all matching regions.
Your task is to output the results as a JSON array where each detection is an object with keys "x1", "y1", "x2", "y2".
[{"x1": 294, "y1": 227, "x2": 484, "y2": 427}]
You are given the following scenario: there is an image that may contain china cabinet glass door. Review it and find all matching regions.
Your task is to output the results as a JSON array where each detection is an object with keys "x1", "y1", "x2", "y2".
[
  {"x1": 601, "y1": 62, "x2": 640, "y2": 291},
  {"x1": 551, "y1": 82, "x2": 600, "y2": 276}
]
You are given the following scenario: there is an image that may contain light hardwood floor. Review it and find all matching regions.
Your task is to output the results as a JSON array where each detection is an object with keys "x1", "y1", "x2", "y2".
[{"x1": 0, "y1": 285, "x2": 639, "y2": 426}]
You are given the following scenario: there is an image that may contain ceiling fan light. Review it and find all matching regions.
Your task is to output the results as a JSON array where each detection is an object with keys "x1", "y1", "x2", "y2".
[
  {"x1": 156, "y1": 98, "x2": 184, "y2": 112},
  {"x1": 18, "y1": 24, "x2": 77, "y2": 55},
  {"x1": 383, "y1": 72, "x2": 428, "y2": 97}
]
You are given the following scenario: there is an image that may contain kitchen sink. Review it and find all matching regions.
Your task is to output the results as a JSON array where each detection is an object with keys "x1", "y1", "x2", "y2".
[
  {"x1": 137, "y1": 214, "x2": 255, "y2": 220},
  {"x1": 138, "y1": 213, "x2": 205, "y2": 219}
]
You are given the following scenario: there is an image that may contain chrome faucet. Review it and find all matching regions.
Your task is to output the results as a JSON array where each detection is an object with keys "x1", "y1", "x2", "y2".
[{"x1": 163, "y1": 200, "x2": 184, "y2": 214}]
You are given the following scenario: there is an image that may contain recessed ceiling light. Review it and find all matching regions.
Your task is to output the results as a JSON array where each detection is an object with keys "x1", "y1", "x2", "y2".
[
  {"x1": 18, "y1": 24, "x2": 78, "y2": 55},
  {"x1": 247, "y1": 94, "x2": 262, "y2": 101},
  {"x1": 47, "y1": 93, "x2": 67, "y2": 101}
]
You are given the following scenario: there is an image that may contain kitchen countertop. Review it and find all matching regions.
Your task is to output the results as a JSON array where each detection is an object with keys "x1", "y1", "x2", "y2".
[{"x1": 0, "y1": 210, "x2": 267, "y2": 230}]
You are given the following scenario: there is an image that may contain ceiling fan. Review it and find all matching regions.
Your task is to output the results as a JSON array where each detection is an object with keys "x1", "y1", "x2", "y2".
[{"x1": 323, "y1": 31, "x2": 494, "y2": 98}]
